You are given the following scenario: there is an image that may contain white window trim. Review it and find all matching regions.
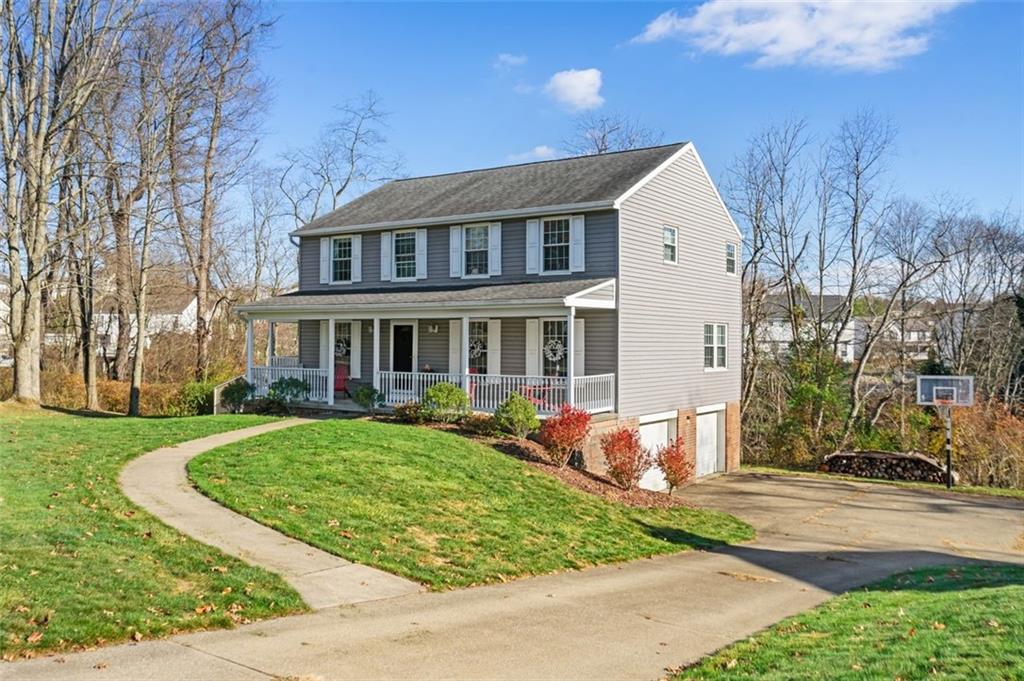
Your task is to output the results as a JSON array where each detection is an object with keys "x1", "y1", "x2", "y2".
[
  {"x1": 462, "y1": 223, "x2": 491, "y2": 279},
  {"x1": 539, "y1": 215, "x2": 572, "y2": 276},
  {"x1": 392, "y1": 229, "x2": 418, "y2": 282},
  {"x1": 703, "y1": 322, "x2": 728, "y2": 372},
  {"x1": 663, "y1": 225, "x2": 679, "y2": 265},
  {"x1": 388, "y1": 321, "x2": 419, "y2": 372},
  {"x1": 330, "y1": 235, "x2": 354, "y2": 284},
  {"x1": 725, "y1": 243, "x2": 738, "y2": 276}
]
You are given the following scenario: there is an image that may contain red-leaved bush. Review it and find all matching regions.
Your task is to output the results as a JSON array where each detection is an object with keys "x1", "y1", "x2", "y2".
[
  {"x1": 539, "y1": 404, "x2": 592, "y2": 467},
  {"x1": 600, "y1": 427, "x2": 652, "y2": 490},
  {"x1": 655, "y1": 438, "x2": 694, "y2": 493}
]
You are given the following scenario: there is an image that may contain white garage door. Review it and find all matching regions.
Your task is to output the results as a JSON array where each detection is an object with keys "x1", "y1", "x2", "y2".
[
  {"x1": 696, "y1": 411, "x2": 724, "y2": 477},
  {"x1": 638, "y1": 420, "x2": 671, "y2": 491}
]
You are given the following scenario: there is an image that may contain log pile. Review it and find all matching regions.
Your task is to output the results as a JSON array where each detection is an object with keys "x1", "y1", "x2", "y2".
[{"x1": 821, "y1": 450, "x2": 956, "y2": 484}]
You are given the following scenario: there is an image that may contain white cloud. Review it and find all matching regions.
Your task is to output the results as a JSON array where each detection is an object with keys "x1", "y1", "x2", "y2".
[
  {"x1": 508, "y1": 145, "x2": 558, "y2": 162},
  {"x1": 544, "y1": 68, "x2": 605, "y2": 111},
  {"x1": 494, "y1": 53, "x2": 528, "y2": 70},
  {"x1": 632, "y1": 1, "x2": 964, "y2": 72}
]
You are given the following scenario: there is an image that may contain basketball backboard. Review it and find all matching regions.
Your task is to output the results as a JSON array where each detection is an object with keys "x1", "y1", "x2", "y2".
[{"x1": 916, "y1": 375, "x2": 974, "y2": 407}]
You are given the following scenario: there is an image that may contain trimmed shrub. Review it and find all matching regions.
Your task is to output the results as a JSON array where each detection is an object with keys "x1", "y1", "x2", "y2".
[
  {"x1": 494, "y1": 393, "x2": 540, "y2": 438},
  {"x1": 539, "y1": 404, "x2": 592, "y2": 467},
  {"x1": 393, "y1": 400, "x2": 424, "y2": 424},
  {"x1": 220, "y1": 379, "x2": 255, "y2": 413},
  {"x1": 352, "y1": 385, "x2": 384, "y2": 416},
  {"x1": 655, "y1": 438, "x2": 694, "y2": 493},
  {"x1": 462, "y1": 412, "x2": 498, "y2": 436},
  {"x1": 600, "y1": 427, "x2": 652, "y2": 490},
  {"x1": 421, "y1": 382, "x2": 470, "y2": 424},
  {"x1": 267, "y1": 377, "x2": 310, "y2": 404},
  {"x1": 172, "y1": 380, "x2": 216, "y2": 416}
]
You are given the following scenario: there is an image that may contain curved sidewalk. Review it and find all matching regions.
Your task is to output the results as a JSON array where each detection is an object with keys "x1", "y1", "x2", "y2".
[{"x1": 120, "y1": 418, "x2": 422, "y2": 609}]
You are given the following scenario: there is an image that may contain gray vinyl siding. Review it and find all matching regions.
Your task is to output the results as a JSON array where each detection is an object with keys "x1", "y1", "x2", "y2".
[
  {"x1": 417, "y1": 319, "x2": 450, "y2": 372},
  {"x1": 297, "y1": 211, "x2": 617, "y2": 291},
  {"x1": 579, "y1": 310, "x2": 616, "y2": 376},
  {"x1": 500, "y1": 318, "x2": 526, "y2": 375},
  {"x1": 617, "y1": 146, "x2": 742, "y2": 415},
  {"x1": 298, "y1": 320, "x2": 320, "y2": 368}
]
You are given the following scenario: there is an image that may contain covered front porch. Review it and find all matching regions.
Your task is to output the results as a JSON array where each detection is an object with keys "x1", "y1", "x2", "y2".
[{"x1": 237, "y1": 279, "x2": 618, "y2": 416}]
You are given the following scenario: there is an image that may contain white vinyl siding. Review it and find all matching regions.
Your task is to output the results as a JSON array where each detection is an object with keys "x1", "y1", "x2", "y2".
[{"x1": 704, "y1": 323, "x2": 727, "y2": 370}]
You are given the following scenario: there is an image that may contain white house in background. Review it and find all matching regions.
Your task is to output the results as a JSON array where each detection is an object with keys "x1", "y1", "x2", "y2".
[
  {"x1": 757, "y1": 294, "x2": 864, "y2": 362},
  {"x1": 0, "y1": 275, "x2": 11, "y2": 367},
  {"x1": 237, "y1": 142, "x2": 744, "y2": 481},
  {"x1": 91, "y1": 293, "x2": 198, "y2": 359}
]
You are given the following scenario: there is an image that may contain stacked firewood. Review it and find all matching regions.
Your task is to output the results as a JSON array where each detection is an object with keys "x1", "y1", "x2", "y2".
[{"x1": 821, "y1": 450, "x2": 955, "y2": 484}]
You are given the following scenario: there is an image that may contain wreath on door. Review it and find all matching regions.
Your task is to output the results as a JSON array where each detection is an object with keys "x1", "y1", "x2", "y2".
[
  {"x1": 335, "y1": 338, "x2": 349, "y2": 357},
  {"x1": 543, "y1": 338, "x2": 566, "y2": 363},
  {"x1": 468, "y1": 338, "x2": 486, "y2": 359}
]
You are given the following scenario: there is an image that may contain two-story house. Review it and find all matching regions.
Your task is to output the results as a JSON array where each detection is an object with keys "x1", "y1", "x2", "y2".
[{"x1": 237, "y1": 142, "x2": 742, "y2": 478}]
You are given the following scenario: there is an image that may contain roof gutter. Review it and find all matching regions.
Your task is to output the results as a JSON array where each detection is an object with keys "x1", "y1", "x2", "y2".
[{"x1": 290, "y1": 200, "x2": 616, "y2": 238}]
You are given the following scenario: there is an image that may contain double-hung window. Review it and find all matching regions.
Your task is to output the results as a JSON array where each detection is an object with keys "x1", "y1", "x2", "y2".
[
  {"x1": 704, "y1": 323, "x2": 727, "y2": 370},
  {"x1": 393, "y1": 231, "x2": 417, "y2": 280},
  {"x1": 468, "y1": 320, "x2": 489, "y2": 373},
  {"x1": 542, "y1": 218, "x2": 571, "y2": 273},
  {"x1": 331, "y1": 237, "x2": 353, "y2": 282},
  {"x1": 725, "y1": 243, "x2": 737, "y2": 274},
  {"x1": 663, "y1": 226, "x2": 678, "y2": 263},
  {"x1": 464, "y1": 225, "x2": 489, "y2": 276}
]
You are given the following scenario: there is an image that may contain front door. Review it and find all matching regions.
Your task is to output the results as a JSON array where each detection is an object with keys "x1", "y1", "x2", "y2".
[{"x1": 392, "y1": 324, "x2": 414, "y2": 372}]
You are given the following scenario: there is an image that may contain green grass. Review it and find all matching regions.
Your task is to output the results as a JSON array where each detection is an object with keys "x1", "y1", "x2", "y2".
[
  {"x1": 746, "y1": 466, "x2": 1024, "y2": 500},
  {"x1": 189, "y1": 419, "x2": 754, "y2": 589},
  {"x1": 0, "y1": 407, "x2": 306, "y2": 658},
  {"x1": 677, "y1": 564, "x2": 1024, "y2": 680}
]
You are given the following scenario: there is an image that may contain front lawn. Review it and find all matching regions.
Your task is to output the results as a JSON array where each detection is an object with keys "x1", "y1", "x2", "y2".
[
  {"x1": 0, "y1": 407, "x2": 306, "y2": 659},
  {"x1": 746, "y1": 466, "x2": 1024, "y2": 500},
  {"x1": 677, "y1": 564, "x2": 1024, "y2": 680},
  {"x1": 189, "y1": 419, "x2": 754, "y2": 589}
]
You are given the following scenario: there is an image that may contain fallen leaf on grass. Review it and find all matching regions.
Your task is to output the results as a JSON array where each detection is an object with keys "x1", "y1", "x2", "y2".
[
  {"x1": 26, "y1": 631, "x2": 43, "y2": 644},
  {"x1": 194, "y1": 603, "x2": 216, "y2": 614},
  {"x1": 932, "y1": 622, "x2": 946, "y2": 630},
  {"x1": 132, "y1": 631, "x2": 143, "y2": 642}
]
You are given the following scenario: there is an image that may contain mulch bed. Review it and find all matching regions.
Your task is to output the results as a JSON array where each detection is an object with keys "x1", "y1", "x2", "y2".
[{"x1": 404, "y1": 418, "x2": 693, "y2": 510}]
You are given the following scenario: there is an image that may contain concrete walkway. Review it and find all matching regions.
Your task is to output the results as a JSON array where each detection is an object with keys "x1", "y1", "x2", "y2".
[
  {"x1": 119, "y1": 418, "x2": 422, "y2": 609},
  {"x1": 8, "y1": 471, "x2": 1023, "y2": 680}
]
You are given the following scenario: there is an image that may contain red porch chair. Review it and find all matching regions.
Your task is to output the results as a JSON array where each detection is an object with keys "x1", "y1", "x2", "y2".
[{"x1": 334, "y1": 364, "x2": 350, "y2": 397}]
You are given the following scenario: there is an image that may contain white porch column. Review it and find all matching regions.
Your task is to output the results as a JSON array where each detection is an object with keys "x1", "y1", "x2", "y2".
[
  {"x1": 566, "y1": 307, "x2": 575, "y2": 406},
  {"x1": 372, "y1": 318, "x2": 381, "y2": 390},
  {"x1": 245, "y1": 317, "x2": 254, "y2": 383},
  {"x1": 327, "y1": 318, "x2": 336, "y2": 405},
  {"x1": 461, "y1": 315, "x2": 470, "y2": 392}
]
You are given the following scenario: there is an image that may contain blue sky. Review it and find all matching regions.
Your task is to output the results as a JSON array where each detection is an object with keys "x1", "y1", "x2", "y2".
[{"x1": 257, "y1": 1, "x2": 1023, "y2": 217}]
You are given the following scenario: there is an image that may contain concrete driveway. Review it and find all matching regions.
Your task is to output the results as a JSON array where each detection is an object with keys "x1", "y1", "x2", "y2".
[{"x1": 7, "y1": 472, "x2": 1023, "y2": 681}]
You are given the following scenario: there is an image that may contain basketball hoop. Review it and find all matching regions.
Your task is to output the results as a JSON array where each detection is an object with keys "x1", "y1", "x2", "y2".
[{"x1": 916, "y1": 375, "x2": 974, "y2": 489}]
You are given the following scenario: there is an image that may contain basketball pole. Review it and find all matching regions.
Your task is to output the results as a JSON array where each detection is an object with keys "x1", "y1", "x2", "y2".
[{"x1": 941, "y1": 406, "x2": 953, "y2": 489}]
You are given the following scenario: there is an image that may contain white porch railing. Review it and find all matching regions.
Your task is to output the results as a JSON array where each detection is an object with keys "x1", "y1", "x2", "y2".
[
  {"x1": 378, "y1": 371, "x2": 464, "y2": 406},
  {"x1": 376, "y1": 371, "x2": 615, "y2": 415},
  {"x1": 251, "y1": 366, "x2": 330, "y2": 403},
  {"x1": 573, "y1": 373, "x2": 616, "y2": 414},
  {"x1": 268, "y1": 355, "x2": 300, "y2": 367}
]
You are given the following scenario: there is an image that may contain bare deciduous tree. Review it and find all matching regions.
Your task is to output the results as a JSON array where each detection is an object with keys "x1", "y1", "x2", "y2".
[{"x1": 562, "y1": 112, "x2": 664, "y2": 157}]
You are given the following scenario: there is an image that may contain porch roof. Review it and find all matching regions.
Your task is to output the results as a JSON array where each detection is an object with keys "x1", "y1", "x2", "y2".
[{"x1": 235, "y1": 278, "x2": 615, "y2": 317}]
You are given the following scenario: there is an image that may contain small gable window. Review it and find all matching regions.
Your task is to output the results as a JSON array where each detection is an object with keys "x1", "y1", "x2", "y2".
[
  {"x1": 663, "y1": 226, "x2": 678, "y2": 263},
  {"x1": 726, "y1": 243, "x2": 737, "y2": 275}
]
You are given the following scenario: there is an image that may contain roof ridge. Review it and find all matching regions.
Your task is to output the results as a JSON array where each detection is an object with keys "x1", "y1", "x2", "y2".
[{"x1": 390, "y1": 142, "x2": 688, "y2": 183}]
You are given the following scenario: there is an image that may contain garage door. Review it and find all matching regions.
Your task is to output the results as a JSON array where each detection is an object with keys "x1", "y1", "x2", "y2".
[
  {"x1": 696, "y1": 411, "x2": 724, "y2": 477},
  {"x1": 638, "y1": 420, "x2": 671, "y2": 491}
]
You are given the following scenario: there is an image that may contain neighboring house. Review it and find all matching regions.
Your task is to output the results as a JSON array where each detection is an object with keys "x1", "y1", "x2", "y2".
[
  {"x1": 757, "y1": 294, "x2": 864, "y2": 363},
  {"x1": 0, "y1": 274, "x2": 11, "y2": 367},
  {"x1": 237, "y1": 143, "x2": 742, "y2": 481},
  {"x1": 93, "y1": 293, "x2": 198, "y2": 359}
]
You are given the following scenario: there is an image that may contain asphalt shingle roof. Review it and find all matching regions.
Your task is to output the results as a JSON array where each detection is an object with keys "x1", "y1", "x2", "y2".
[
  {"x1": 235, "y1": 278, "x2": 613, "y2": 312},
  {"x1": 293, "y1": 143, "x2": 687, "y2": 234}
]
